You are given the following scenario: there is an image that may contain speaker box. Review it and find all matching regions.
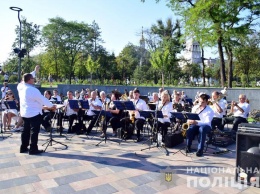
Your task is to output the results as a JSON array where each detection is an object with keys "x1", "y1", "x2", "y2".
[{"x1": 236, "y1": 131, "x2": 260, "y2": 187}]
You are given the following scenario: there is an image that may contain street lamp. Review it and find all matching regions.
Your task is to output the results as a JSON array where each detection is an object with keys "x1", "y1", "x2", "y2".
[{"x1": 10, "y1": 6, "x2": 23, "y2": 82}]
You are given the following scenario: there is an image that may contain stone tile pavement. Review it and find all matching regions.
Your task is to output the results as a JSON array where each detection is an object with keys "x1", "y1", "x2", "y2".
[{"x1": 0, "y1": 126, "x2": 259, "y2": 194}]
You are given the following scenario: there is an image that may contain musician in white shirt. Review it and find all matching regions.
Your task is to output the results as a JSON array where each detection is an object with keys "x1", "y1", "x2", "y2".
[
  {"x1": 222, "y1": 94, "x2": 250, "y2": 133},
  {"x1": 210, "y1": 91, "x2": 226, "y2": 131},
  {"x1": 85, "y1": 91, "x2": 102, "y2": 134},
  {"x1": 157, "y1": 91, "x2": 173, "y2": 142},
  {"x1": 131, "y1": 89, "x2": 148, "y2": 142},
  {"x1": 186, "y1": 94, "x2": 214, "y2": 157},
  {"x1": 61, "y1": 91, "x2": 78, "y2": 133}
]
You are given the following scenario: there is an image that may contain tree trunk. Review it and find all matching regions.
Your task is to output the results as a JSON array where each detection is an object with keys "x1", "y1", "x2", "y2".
[
  {"x1": 225, "y1": 46, "x2": 233, "y2": 88},
  {"x1": 161, "y1": 72, "x2": 164, "y2": 89},
  {"x1": 201, "y1": 48, "x2": 206, "y2": 87},
  {"x1": 217, "y1": 37, "x2": 226, "y2": 87}
]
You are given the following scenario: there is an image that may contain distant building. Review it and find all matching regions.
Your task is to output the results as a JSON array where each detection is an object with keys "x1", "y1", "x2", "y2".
[{"x1": 179, "y1": 39, "x2": 218, "y2": 85}]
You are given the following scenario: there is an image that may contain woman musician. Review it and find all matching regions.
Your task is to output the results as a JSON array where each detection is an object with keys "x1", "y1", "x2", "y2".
[
  {"x1": 2, "y1": 90, "x2": 20, "y2": 131},
  {"x1": 157, "y1": 91, "x2": 173, "y2": 142},
  {"x1": 42, "y1": 90, "x2": 56, "y2": 132},
  {"x1": 100, "y1": 92, "x2": 122, "y2": 138}
]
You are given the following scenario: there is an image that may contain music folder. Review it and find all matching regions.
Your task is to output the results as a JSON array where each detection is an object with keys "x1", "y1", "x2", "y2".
[
  {"x1": 68, "y1": 100, "x2": 80, "y2": 109},
  {"x1": 113, "y1": 100, "x2": 135, "y2": 111},
  {"x1": 4, "y1": 101, "x2": 17, "y2": 109},
  {"x1": 80, "y1": 100, "x2": 89, "y2": 109},
  {"x1": 140, "y1": 110, "x2": 163, "y2": 118},
  {"x1": 92, "y1": 110, "x2": 112, "y2": 118},
  {"x1": 170, "y1": 112, "x2": 200, "y2": 120},
  {"x1": 170, "y1": 112, "x2": 186, "y2": 120},
  {"x1": 185, "y1": 113, "x2": 200, "y2": 120}
]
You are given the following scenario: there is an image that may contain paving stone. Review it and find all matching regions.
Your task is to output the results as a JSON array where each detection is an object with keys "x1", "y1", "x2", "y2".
[{"x1": 54, "y1": 171, "x2": 96, "y2": 185}]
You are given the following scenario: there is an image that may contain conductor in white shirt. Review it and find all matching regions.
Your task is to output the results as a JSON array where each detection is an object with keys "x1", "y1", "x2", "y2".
[{"x1": 18, "y1": 66, "x2": 56, "y2": 155}]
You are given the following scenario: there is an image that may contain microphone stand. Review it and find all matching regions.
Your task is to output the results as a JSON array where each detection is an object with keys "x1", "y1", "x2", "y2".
[
  {"x1": 96, "y1": 101, "x2": 118, "y2": 146},
  {"x1": 42, "y1": 106, "x2": 68, "y2": 152},
  {"x1": 140, "y1": 102, "x2": 169, "y2": 156}
]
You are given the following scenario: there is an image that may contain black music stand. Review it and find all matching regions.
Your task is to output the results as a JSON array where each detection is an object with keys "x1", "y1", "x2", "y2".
[
  {"x1": 171, "y1": 112, "x2": 200, "y2": 156},
  {"x1": 93, "y1": 110, "x2": 115, "y2": 146},
  {"x1": 42, "y1": 105, "x2": 68, "y2": 152},
  {"x1": 140, "y1": 110, "x2": 170, "y2": 156}
]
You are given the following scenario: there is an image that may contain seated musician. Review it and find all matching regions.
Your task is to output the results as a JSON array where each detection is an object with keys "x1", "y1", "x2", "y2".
[
  {"x1": 186, "y1": 94, "x2": 214, "y2": 157},
  {"x1": 210, "y1": 91, "x2": 226, "y2": 131},
  {"x1": 157, "y1": 91, "x2": 173, "y2": 142},
  {"x1": 172, "y1": 92, "x2": 184, "y2": 112},
  {"x1": 85, "y1": 91, "x2": 102, "y2": 135},
  {"x1": 57, "y1": 91, "x2": 78, "y2": 133},
  {"x1": 128, "y1": 90, "x2": 134, "y2": 101},
  {"x1": 120, "y1": 88, "x2": 148, "y2": 142},
  {"x1": 74, "y1": 90, "x2": 83, "y2": 100},
  {"x1": 2, "y1": 90, "x2": 19, "y2": 131},
  {"x1": 42, "y1": 90, "x2": 55, "y2": 132},
  {"x1": 52, "y1": 89, "x2": 62, "y2": 102},
  {"x1": 100, "y1": 91, "x2": 110, "y2": 105},
  {"x1": 100, "y1": 92, "x2": 122, "y2": 138},
  {"x1": 221, "y1": 94, "x2": 250, "y2": 133}
]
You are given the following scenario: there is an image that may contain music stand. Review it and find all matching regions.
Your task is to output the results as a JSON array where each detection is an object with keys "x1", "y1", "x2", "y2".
[
  {"x1": 42, "y1": 105, "x2": 68, "y2": 152},
  {"x1": 93, "y1": 110, "x2": 116, "y2": 146},
  {"x1": 140, "y1": 110, "x2": 169, "y2": 156},
  {"x1": 171, "y1": 112, "x2": 200, "y2": 156}
]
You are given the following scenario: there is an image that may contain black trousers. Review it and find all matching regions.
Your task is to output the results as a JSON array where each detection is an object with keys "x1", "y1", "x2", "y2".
[
  {"x1": 120, "y1": 117, "x2": 145, "y2": 138},
  {"x1": 157, "y1": 121, "x2": 170, "y2": 142},
  {"x1": 84, "y1": 115, "x2": 98, "y2": 133},
  {"x1": 222, "y1": 116, "x2": 248, "y2": 132},
  {"x1": 42, "y1": 112, "x2": 54, "y2": 130},
  {"x1": 102, "y1": 116, "x2": 121, "y2": 133},
  {"x1": 21, "y1": 114, "x2": 42, "y2": 151},
  {"x1": 211, "y1": 117, "x2": 223, "y2": 130}
]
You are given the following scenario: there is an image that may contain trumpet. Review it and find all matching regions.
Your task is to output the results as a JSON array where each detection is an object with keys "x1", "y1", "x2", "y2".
[{"x1": 207, "y1": 101, "x2": 213, "y2": 106}]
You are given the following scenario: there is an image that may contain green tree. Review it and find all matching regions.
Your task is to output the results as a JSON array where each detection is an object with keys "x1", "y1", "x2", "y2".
[
  {"x1": 85, "y1": 55, "x2": 100, "y2": 88},
  {"x1": 42, "y1": 17, "x2": 95, "y2": 84}
]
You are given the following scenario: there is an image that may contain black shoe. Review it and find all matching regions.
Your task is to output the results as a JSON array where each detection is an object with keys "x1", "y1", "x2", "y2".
[
  {"x1": 186, "y1": 146, "x2": 192, "y2": 153},
  {"x1": 20, "y1": 147, "x2": 29, "y2": 153},
  {"x1": 136, "y1": 137, "x2": 141, "y2": 142},
  {"x1": 196, "y1": 149, "x2": 203, "y2": 157},
  {"x1": 29, "y1": 150, "x2": 44, "y2": 155}
]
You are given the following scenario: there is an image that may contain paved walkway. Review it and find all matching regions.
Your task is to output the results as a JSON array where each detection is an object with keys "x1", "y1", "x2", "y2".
[{"x1": 0, "y1": 126, "x2": 259, "y2": 194}]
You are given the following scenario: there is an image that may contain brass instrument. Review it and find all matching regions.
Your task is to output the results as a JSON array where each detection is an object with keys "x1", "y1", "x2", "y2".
[
  {"x1": 181, "y1": 122, "x2": 190, "y2": 137},
  {"x1": 207, "y1": 101, "x2": 213, "y2": 106},
  {"x1": 130, "y1": 113, "x2": 135, "y2": 123},
  {"x1": 120, "y1": 93, "x2": 128, "y2": 101}
]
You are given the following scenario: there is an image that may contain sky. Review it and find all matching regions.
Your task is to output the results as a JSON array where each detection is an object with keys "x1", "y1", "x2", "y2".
[{"x1": 0, "y1": 0, "x2": 219, "y2": 65}]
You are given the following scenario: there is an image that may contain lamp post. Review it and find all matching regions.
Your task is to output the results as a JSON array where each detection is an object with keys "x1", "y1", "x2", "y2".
[{"x1": 10, "y1": 6, "x2": 23, "y2": 82}]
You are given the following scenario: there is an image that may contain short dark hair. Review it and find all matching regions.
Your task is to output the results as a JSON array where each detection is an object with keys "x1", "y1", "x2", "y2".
[
  {"x1": 133, "y1": 89, "x2": 140, "y2": 94},
  {"x1": 200, "y1": 94, "x2": 210, "y2": 101},
  {"x1": 23, "y1": 73, "x2": 33, "y2": 83}
]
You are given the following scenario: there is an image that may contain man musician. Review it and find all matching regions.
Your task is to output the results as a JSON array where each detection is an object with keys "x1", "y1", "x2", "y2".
[
  {"x1": 221, "y1": 94, "x2": 250, "y2": 133},
  {"x1": 85, "y1": 91, "x2": 102, "y2": 135},
  {"x1": 210, "y1": 91, "x2": 226, "y2": 131},
  {"x1": 120, "y1": 88, "x2": 148, "y2": 142},
  {"x1": 57, "y1": 91, "x2": 78, "y2": 134},
  {"x1": 186, "y1": 94, "x2": 214, "y2": 157}
]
